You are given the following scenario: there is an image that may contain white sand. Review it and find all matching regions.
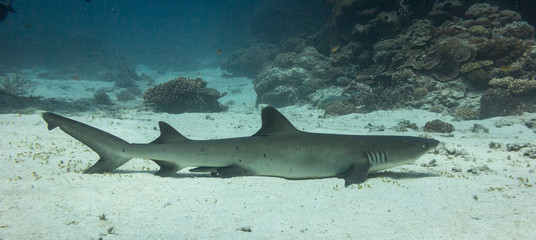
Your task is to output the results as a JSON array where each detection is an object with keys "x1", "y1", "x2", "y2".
[{"x1": 1, "y1": 68, "x2": 535, "y2": 239}]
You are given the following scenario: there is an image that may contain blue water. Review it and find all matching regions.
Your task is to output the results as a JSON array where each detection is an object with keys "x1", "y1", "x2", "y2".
[{"x1": 1, "y1": 0, "x2": 261, "y2": 69}]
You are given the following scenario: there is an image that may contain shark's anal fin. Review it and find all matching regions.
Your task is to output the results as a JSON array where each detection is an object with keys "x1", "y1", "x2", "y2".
[
  {"x1": 153, "y1": 160, "x2": 181, "y2": 177},
  {"x1": 190, "y1": 166, "x2": 254, "y2": 178},
  {"x1": 338, "y1": 163, "x2": 371, "y2": 187}
]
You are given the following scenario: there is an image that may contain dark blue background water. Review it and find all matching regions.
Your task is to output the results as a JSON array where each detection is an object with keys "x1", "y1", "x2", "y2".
[{"x1": 1, "y1": 0, "x2": 261, "y2": 70}]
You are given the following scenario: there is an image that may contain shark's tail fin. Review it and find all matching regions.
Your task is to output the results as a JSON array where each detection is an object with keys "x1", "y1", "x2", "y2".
[{"x1": 42, "y1": 112, "x2": 132, "y2": 173}]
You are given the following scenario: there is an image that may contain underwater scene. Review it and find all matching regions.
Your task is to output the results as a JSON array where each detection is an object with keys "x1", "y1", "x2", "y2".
[{"x1": 1, "y1": 0, "x2": 535, "y2": 239}]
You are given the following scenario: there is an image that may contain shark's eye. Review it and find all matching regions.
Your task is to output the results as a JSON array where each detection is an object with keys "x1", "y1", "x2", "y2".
[{"x1": 422, "y1": 144, "x2": 428, "y2": 149}]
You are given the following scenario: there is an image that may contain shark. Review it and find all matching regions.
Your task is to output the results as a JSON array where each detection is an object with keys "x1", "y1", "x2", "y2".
[{"x1": 42, "y1": 106, "x2": 439, "y2": 186}]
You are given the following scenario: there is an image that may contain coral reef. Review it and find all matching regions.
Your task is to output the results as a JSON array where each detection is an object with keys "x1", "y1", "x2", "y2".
[
  {"x1": 463, "y1": 3, "x2": 522, "y2": 28},
  {"x1": 423, "y1": 119, "x2": 455, "y2": 133},
  {"x1": 452, "y1": 107, "x2": 480, "y2": 120},
  {"x1": 353, "y1": 2, "x2": 535, "y2": 85},
  {"x1": 460, "y1": 60, "x2": 493, "y2": 73},
  {"x1": 324, "y1": 102, "x2": 359, "y2": 116},
  {"x1": 489, "y1": 77, "x2": 536, "y2": 95},
  {"x1": 352, "y1": 11, "x2": 405, "y2": 42},
  {"x1": 413, "y1": 37, "x2": 476, "y2": 81},
  {"x1": 222, "y1": 1, "x2": 536, "y2": 116},
  {"x1": 479, "y1": 89, "x2": 520, "y2": 118},
  {"x1": 0, "y1": 74, "x2": 32, "y2": 96},
  {"x1": 459, "y1": 60, "x2": 494, "y2": 86},
  {"x1": 319, "y1": 2, "x2": 535, "y2": 115},
  {"x1": 371, "y1": 19, "x2": 482, "y2": 82},
  {"x1": 116, "y1": 90, "x2": 136, "y2": 102},
  {"x1": 216, "y1": 0, "x2": 535, "y2": 116},
  {"x1": 143, "y1": 77, "x2": 227, "y2": 113},
  {"x1": 427, "y1": 0, "x2": 468, "y2": 25},
  {"x1": 346, "y1": 84, "x2": 414, "y2": 112},
  {"x1": 494, "y1": 21, "x2": 535, "y2": 39},
  {"x1": 327, "y1": 0, "x2": 404, "y2": 45},
  {"x1": 94, "y1": 90, "x2": 114, "y2": 105},
  {"x1": 317, "y1": 95, "x2": 349, "y2": 110},
  {"x1": 254, "y1": 47, "x2": 345, "y2": 107},
  {"x1": 392, "y1": 120, "x2": 419, "y2": 132},
  {"x1": 412, "y1": 87, "x2": 429, "y2": 99},
  {"x1": 475, "y1": 37, "x2": 529, "y2": 68},
  {"x1": 116, "y1": 89, "x2": 137, "y2": 102}
]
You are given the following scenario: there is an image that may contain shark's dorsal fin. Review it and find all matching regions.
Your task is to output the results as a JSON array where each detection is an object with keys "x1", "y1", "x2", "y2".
[
  {"x1": 253, "y1": 106, "x2": 298, "y2": 136},
  {"x1": 151, "y1": 121, "x2": 189, "y2": 144}
]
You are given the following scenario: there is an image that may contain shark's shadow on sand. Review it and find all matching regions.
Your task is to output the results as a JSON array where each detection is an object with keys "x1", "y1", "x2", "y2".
[
  {"x1": 112, "y1": 169, "x2": 215, "y2": 179},
  {"x1": 108, "y1": 169, "x2": 439, "y2": 182},
  {"x1": 368, "y1": 171, "x2": 438, "y2": 180}
]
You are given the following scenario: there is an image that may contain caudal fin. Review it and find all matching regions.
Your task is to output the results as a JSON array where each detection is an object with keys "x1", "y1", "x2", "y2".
[{"x1": 42, "y1": 112, "x2": 132, "y2": 173}]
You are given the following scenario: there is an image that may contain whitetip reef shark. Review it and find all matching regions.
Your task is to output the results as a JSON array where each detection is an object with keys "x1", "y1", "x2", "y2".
[{"x1": 42, "y1": 106, "x2": 439, "y2": 186}]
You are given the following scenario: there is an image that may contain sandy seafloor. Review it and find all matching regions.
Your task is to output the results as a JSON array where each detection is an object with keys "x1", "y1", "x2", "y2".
[{"x1": 1, "y1": 68, "x2": 535, "y2": 239}]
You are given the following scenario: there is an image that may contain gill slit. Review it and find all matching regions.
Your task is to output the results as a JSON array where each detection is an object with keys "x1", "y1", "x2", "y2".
[{"x1": 366, "y1": 151, "x2": 388, "y2": 165}]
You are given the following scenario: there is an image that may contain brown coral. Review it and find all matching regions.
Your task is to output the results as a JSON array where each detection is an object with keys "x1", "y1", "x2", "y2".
[
  {"x1": 479, "y1": 89, "x2": 520, "y2": 118},
  {"x1": 460, "y1": 60, "x2": 494, "y2": 85},
  {"x1": 460, "y1": 60, "x2": 493, "y2": 73},
  {"x1": 453, "y1": 107, "x2": 479, "y2": 120},
  {"x1": 476, "y1": 37, "x2": 527, "y2": 67},
  {"x1": 494, "y1": 21, "x2": 535, "y2": 39},
  {"x1": 143, "y1": 77, "x2": 227, "y2": 113},
  {"x1": 423, "y1": 119, "x2": 455, "y2": 133},
  {"x1": 463, "y1": 3, "x2": 521, "y2": 28},
  {"x1": 0, "y1": 75, "x2": 32, "y2": 96},
  {"x1": 412, "y1": 37, "x2": 475, "y2": 81},
  {"x1": 489, "y1": 77, "x2": 536, "y2": 95}
]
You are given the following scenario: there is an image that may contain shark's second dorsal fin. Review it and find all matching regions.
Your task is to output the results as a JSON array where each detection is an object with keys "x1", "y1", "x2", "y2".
[
  {"x1": 253, "y1": 106, "x2": 298, "y2": 136},
  {"x1": 152, "y1": 121, "x2": 189, "y2": 144}
]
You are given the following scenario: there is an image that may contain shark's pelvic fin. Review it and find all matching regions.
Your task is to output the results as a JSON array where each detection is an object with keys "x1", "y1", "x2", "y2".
[
  {"x1": 253, "y1": 106, "x2": 299, "y2": 136},
  {"x1": 153, "y1": 160, "x2": 182, "y2": 177}
]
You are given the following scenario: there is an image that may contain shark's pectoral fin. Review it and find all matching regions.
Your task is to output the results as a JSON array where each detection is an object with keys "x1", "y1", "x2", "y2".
[
  {"x1": 338, "y1": 163, "x2": 371, "y2": 187},
  {"x1": 190, "y1": 165, "x2": 254, "y2": 178},
  {"x1": 153, "y1": 160, "x2": 182, "y2": 177}
]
